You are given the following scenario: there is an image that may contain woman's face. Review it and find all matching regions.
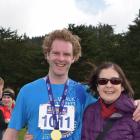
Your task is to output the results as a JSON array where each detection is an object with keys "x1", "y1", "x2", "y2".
[
  {"x1": 2, "y1": 95, "x2": 13, "y2": 107},
  {"x1": 97, "y1": 67, "x2": 124, "y2": 104}
]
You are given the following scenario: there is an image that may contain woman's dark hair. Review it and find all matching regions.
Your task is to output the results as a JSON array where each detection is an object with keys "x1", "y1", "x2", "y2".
[{"x1": 89, "y1": 62, "x2": 134, "y2": 97}]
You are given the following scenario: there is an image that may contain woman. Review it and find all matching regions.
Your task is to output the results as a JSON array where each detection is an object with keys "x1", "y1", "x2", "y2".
[
  {"x1": 0, "y1": 88, "x2": 15, "y2": 138},
  {"x1": 81, "y1": 62, "x2": 140, "y2": 140},
  {"x1": 0, "y1": 88, "x2": 33, "y2": 140}
]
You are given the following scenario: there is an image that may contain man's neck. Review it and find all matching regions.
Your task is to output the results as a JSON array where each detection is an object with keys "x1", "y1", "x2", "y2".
[{"x1": 48, "y1": 73, "x2": 68, "y2": 84}]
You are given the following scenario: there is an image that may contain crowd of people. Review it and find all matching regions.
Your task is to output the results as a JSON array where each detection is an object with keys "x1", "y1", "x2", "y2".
[{"x1": 1, "y1": 29, "x2": 140, "y2": 140}]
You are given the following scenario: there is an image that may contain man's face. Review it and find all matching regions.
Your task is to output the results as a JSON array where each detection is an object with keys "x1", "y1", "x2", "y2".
[
  {"x1": 0, "y1": 84, "x2": 4, "y2": 99},
  {"x1": 47, "y1": 39, "x2": 75, "y2": 78}
]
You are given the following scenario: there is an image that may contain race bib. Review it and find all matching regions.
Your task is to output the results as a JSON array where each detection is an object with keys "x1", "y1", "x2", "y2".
[{"x1": 38, "y1": 104, "x2": 75, "y2": 131}]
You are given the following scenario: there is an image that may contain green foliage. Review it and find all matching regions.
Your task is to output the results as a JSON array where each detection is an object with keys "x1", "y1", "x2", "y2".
[
  {"x1": 18, "y1": 128, "x2": 27, "y2": 140},
  {"x1": 68, "y1": 19, "x2": 140, "y2": 99},
  {"x1": 127, "y1": 14, "x2": 140, "y2": 48},
  {"x1": 0, "y1": 27, "x2": 47, "y2": 94},
  {"x1": 0, "y1": 10, "x2": 140, "y2": 99}
]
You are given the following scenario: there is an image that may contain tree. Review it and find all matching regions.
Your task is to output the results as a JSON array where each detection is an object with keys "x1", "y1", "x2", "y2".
[{"x1": 126, "y1": 11, "x2": 140, "y2": 48}]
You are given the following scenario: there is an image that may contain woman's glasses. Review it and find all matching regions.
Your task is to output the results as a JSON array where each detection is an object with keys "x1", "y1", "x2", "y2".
[{"x1": 97, "y1": 77, "x2": 122, "y2": 85}]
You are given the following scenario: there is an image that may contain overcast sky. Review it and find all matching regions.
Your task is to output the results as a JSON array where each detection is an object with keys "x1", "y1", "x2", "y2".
[{"x1": 0, "y1": 0, "x2": 140, "y2": 37}]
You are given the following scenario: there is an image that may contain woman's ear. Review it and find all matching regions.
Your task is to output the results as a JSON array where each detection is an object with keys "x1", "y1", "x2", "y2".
[
  {"x1": 97, "y1": 84, "x2": 99, "y2": 92},
  {"x1": 121, "y1": 86, "x2": 124, "y2": 92}
]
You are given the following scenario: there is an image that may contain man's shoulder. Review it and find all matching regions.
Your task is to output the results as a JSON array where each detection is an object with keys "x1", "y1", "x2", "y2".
[
  {"x1": 21, "y1": 77, "x2": 45, "y2": 91},
  {"x1": 75, "y1": 82, "x2": 91, "y2": 94},
  {"x1": 68, "y1": 79, "x2": 86, "y2": 88}
]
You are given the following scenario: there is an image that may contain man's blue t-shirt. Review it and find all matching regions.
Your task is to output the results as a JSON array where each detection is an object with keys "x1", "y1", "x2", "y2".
[{"x1": 9, "y1": 78, "x2": 97, "y2": 140}]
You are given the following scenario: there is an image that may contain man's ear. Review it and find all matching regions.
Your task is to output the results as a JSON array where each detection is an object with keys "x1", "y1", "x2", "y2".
[
  {"x1": 72, "y1": 57, "x2": 75, "y2": 63},
  {"x1": 72, "y1": 56, "x2": 77, "y2": 63},
  {"x1": 45, "y1": 53, "x2": 49, "y2": 60}
]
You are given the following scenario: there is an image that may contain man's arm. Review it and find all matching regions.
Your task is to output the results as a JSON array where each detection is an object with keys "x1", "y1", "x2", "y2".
[
  {"x1": 133, "y1": 100, "x2": 140, "y2": 121},
  {"x1": 24, "y1": 133, "x2": 33, "y2": 140},
  {"x1": 2, "y1": 128, "x2": 19, "y2": 140}
]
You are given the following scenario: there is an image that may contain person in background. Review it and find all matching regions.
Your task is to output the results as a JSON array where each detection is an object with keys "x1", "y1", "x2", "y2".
[
  {"x1": 0, "y1": 77, "x2": 4, "y2": 139},
  {"x1": 0, "y1": 77, "x2": 4, "y2": 101},
  {"x1": 81, "y1": 62, "x2": 140, "y2": 140},
  {"x1": 0, "y1": 88, "x2": 15, "y2": 139},
  {"x1": 3, "y1": 88, "x2": 15, "y2": 106}
]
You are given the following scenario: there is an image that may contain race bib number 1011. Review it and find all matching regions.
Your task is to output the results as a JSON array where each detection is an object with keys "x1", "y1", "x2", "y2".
[{"x1": 38, "y1": 104, "x2": 75, "y2": 131}]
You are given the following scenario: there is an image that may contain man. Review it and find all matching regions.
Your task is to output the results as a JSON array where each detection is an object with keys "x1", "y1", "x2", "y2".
[
  {"x1": 2, "y1": 29, "x2": 140, "y2": 140},
  {"x1": 3, "y1": 29, "x2": 96, "y2": 140}
]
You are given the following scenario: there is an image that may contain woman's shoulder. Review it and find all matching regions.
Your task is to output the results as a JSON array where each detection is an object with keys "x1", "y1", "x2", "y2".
[{"x1": 84, "y1": 101, "x2": 99, "y2": 113}]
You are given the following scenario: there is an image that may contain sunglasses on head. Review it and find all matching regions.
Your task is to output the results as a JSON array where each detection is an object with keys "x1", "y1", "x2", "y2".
[{"x1": 97, "y1": 77, "x2": 122, "y2": 85}]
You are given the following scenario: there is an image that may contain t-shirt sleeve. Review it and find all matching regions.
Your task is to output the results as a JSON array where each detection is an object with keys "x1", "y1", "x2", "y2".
[
  {"x1": 75, "y1": 83, "x2": 97, "y2": 110},
  {"x1": 82, "y1": 84, "x2": 97, "y2": 109},
  {"x1": 84, "y1": 91, "x2": 97, "y2": 109}
]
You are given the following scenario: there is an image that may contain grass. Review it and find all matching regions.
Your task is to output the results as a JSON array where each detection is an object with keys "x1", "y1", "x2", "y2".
[{"x1": 18, "y1": 128, "x2": 26, "y2": 140}]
